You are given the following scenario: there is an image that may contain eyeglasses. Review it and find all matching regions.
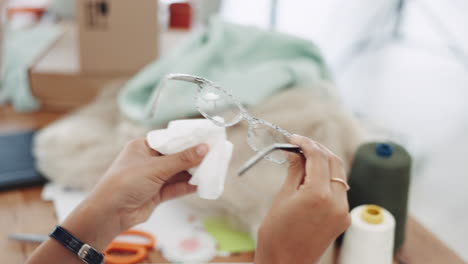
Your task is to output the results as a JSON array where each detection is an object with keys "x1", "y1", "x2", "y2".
[{"x1": 148, "y1": 73, "x2": 302, "y2": 171}]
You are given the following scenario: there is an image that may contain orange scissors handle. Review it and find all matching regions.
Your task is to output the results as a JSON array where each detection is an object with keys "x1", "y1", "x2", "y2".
[
  {"x1": 105, "y1": 242, "x2": 147, "y2": 264},
  {"x1": 104, "y1": 230, "x2": 156, "y2": 264}
]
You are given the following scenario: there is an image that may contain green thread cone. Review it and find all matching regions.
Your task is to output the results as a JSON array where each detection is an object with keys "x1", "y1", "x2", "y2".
[{"x1": 347, "y1": 142, "x2": 412, "y2": 252}]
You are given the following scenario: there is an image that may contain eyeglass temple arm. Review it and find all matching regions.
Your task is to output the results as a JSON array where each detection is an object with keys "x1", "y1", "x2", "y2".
[
  {"x1": 149, "y1": 74, "x2": 208, "y2": 117},
  {"x1": 237, "y1": 143, "x2": 303, "y2": 176},
  {"x1": 166, "y1": 73, "x2": 207, "y2": 84}
]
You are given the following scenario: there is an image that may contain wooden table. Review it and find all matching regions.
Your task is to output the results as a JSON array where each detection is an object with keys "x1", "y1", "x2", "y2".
[{"x1": 0, "y1": 105, "x2": 465, "y2": 264}]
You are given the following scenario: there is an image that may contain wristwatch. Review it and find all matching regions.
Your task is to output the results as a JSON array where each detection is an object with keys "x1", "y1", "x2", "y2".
[{"x1": 49, "y1": 226, "x2": 104, "y2": 264}]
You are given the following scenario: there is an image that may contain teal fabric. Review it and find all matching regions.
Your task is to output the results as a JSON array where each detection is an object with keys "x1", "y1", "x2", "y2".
[
  {"x1": 119, "y1": 18, "x2": 333, "y2": 126},
  {"x1": 1, "y1": 25, "x2": 61, "y2": 111}
]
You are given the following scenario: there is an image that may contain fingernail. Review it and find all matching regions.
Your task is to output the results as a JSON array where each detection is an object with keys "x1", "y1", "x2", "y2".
[{"x1": 196, "y1": 144, "x2": 209, "y2": 157}]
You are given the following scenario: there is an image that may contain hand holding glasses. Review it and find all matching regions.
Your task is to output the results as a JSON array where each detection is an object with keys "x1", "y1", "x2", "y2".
[{"x1": 147, "y1": 73, "x2": 302, "y2": 174}]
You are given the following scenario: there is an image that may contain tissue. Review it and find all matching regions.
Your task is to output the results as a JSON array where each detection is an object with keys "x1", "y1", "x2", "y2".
[{"x1": 146, "y1": 119, "x2": 233, "y2": 199}]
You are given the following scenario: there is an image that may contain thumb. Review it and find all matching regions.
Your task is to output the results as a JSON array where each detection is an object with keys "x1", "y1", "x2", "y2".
[{"x1": 153, "y1": 144, "x2": 209, "y2": 182}]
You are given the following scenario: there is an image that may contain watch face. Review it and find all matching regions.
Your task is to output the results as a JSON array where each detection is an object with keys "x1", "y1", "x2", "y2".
[{"x1": 162, "y1": 231, "x2": 217, "y2": 262}]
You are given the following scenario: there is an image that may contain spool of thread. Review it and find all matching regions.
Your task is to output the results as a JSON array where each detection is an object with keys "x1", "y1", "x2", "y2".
[
  {"x1": 347, "y1": 142, "x2": 411, "y2": 251},
  {"x1": 338, "y1": 205, "x2": 395, "y2": 264}
]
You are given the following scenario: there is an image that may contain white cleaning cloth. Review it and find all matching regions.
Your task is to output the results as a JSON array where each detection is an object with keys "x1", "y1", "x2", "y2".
[{"x1": 146, "y1": 119, "x2": 233, "y2": 200}]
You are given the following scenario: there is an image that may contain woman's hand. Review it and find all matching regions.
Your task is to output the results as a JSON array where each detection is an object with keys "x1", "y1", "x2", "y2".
[
  {"x1": 61, "y1": 138, "x2": 208, "y2": 251},
  {"x1": 27, "y1": 139, "x2": 208, "y2": 264},
  {"x1": 255, "y1": 135, "x2": 351, "y2": 264}
]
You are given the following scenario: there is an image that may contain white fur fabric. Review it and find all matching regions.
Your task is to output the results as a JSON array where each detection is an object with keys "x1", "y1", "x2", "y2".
[
  {"x1": 34, "y1": 81, "x2": 149, "y2": 189},
  {"x1": 34, "y1": 82, "x2": 366, "y2": 241}
]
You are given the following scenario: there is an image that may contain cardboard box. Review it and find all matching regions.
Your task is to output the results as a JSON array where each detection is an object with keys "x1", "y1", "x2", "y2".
[
  {"x1": 75, "y1": 0, "x2": 159, "y2": 74},
  {"x1": 28, "y1": 24, "x2": 131, "y2": 111},
  {"x1": 28, "y1": 23, "x2": 189, "y2": 111}
]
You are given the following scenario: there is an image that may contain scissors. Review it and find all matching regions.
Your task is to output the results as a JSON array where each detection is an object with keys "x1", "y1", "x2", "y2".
[
  {"x1": 104, "y1": 229, "x2": 156, "y2": 264},
  {"x1": 9, "y1": 229, "x2": 156, "y2": 264}
]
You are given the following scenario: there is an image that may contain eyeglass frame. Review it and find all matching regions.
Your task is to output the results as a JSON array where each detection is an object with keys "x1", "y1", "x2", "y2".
[{"x1": 147, "y1": 73, "x2": 302, "y2": 171}]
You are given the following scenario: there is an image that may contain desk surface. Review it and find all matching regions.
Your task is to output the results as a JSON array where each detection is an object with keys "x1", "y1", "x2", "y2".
[{"x1": 0, "y1": 105, "x2": 465, "y2": 264}]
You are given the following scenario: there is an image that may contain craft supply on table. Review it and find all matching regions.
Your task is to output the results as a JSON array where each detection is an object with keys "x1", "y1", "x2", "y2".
[
  {"x1": 104, "y1": 230, "x2": 156, "y2": 264},
  {"x1": 169, "y1": 2, "x2": 192, "y2": 29},
  {"x1": 203, "y1": 217, "x2": 256, "y2": 253},
  {"x1": 147, "y1": 119, "x2": 233, "y2": 200},
  {"x1": 8, "y1": 233, "x2": 48, "y2": 243},
  {"x1": 338, "y1": 205, "x2": 395, "y2": 264},
  {"x1": 0, "y1": 130, "x2": 47, "y2": 191},
  {"x1": 347, "y1": 142, "x2": 411, "y2": 251}
]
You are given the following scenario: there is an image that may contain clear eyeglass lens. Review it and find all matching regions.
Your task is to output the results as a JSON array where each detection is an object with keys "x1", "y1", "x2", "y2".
[
  {"x1": 156, "y1": 81, "x2": 200, "y2": 120},
  {"x1": 196, "y1": 83, "x2": 242, "y2": 126},
  {"x1": 247, "y1": 122, "x2": 290, "y2": 163}
]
